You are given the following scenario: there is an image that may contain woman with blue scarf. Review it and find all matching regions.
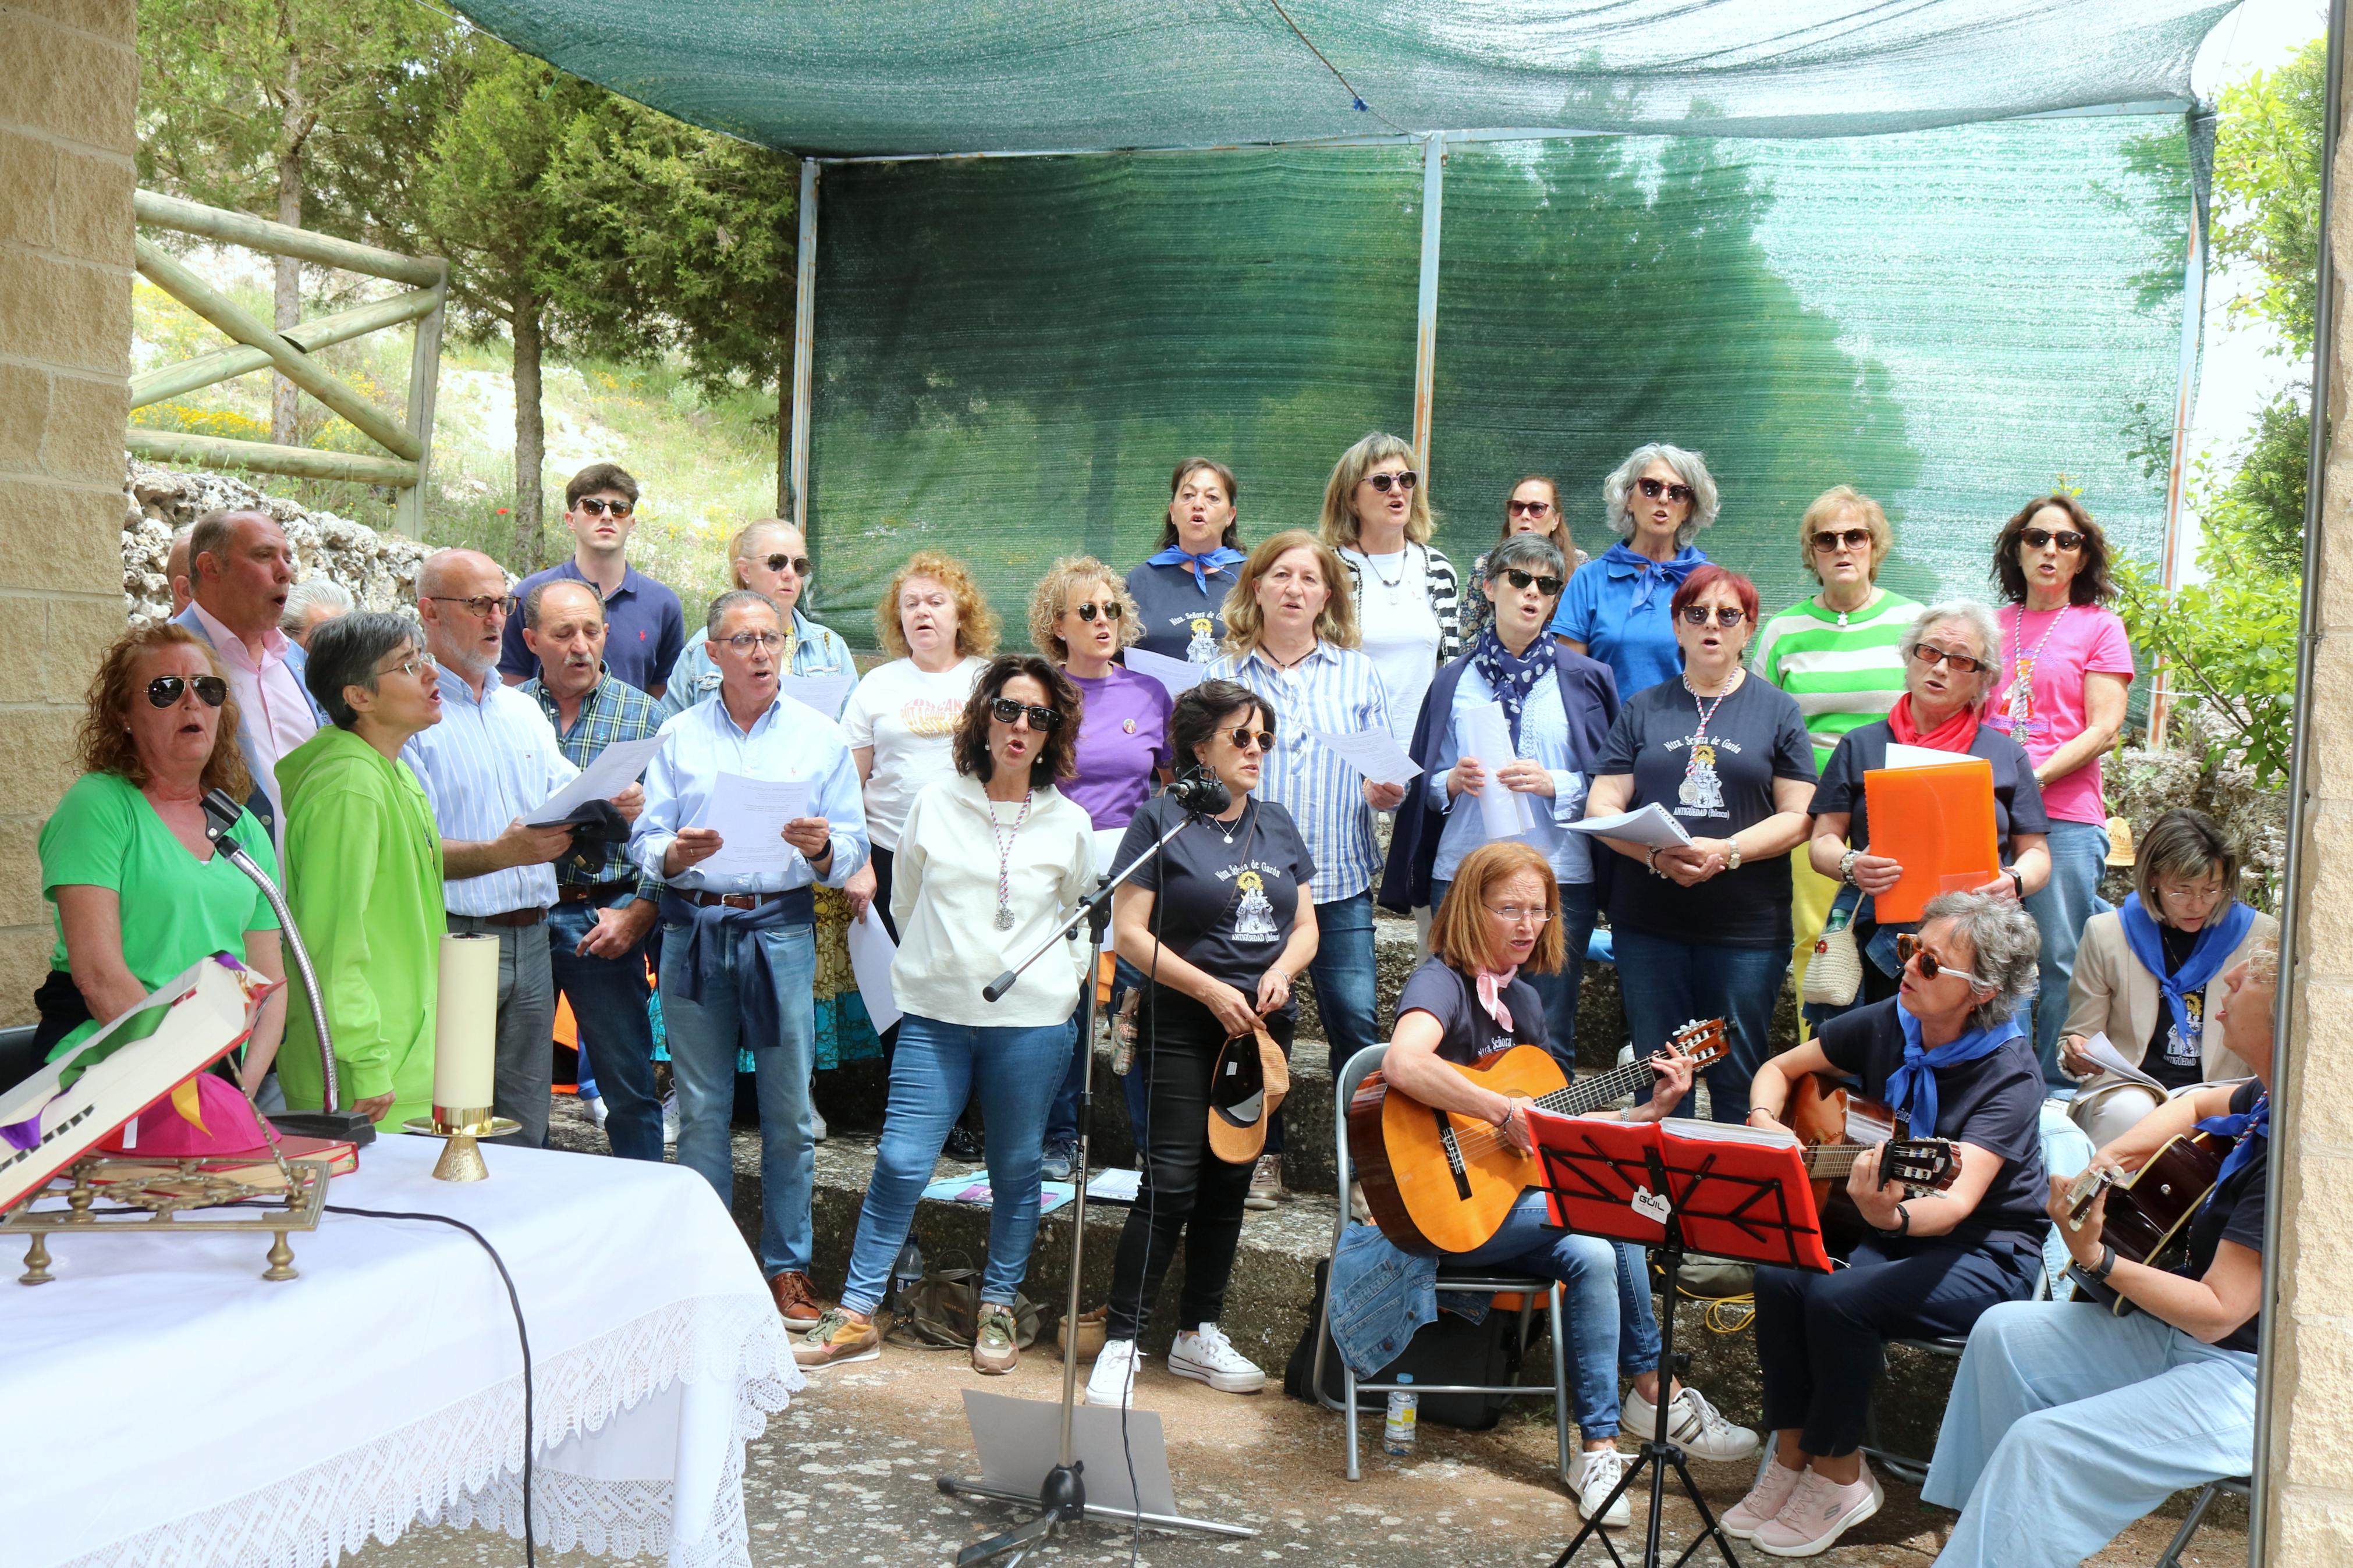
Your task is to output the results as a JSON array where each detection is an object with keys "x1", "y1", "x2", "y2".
[
  {"x1": 2059, "y1": 808, "x2": 2273, "y2": 1146},
  {"x1": 1126, "y1": 457, "x2": 1247, "y2": 666},
  {"x1": 1726, "y1": 890, "x2": 2049, "y2": 1558},
  {"x1": 1548, "y1": 443, "x2": 1716, "y2": 699},
  {"x1": 1921, "y1": 941, "x2": 2277, "y2": 1568}
]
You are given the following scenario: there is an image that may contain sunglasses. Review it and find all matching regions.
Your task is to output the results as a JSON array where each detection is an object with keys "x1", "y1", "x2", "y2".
[
  {"x1": 1812, "y1": 527, "x2": 1872, "y2": 552},
  {"x1": 146, "y1": 674, "x2": 228, "y2": 709},
  {"x1": 1910, "y1": 642, "x2": 1989, "y2": 674},
  {"x1": 1635, "y1": 477, "x2": 1695, "y2": 504},
  {"x1": 759, "y1": 553, "x2": 813, "y2": 577},
  {"x1": 575, "y1": 497, "x2": 634, "y2": 517},
  {"x1": 1507, "y1": 499, "x2": 1554, "y2": 517},
  {"x1": 989, "y1": 696, "x2": 1064, "y2": 731},
  {"x1": 1502, "y1": 569, "x2": 1565, "y2": 595},
  {"x1": 1071, "y1": 600, "x2": 1124, "y2": 623},
  {"x1": 427, "y1": 593, "x2": 514, "y2": 619},
  {"x1": 1225, "y1": 727, "x2": 1277, "y2": 752},
  {"x1": 1680, "y1": 605, "x2": 1748, "y2": 628},
  {"x1": 2022, "y1": 527, "x2": 2085, "y2": 552},
  {"x1": 1897, "y1": 932, "x2": 1992, "y2": 989},
  {"x1": 1364, "y1": 471, "x2": 1419, "y2": 494}
]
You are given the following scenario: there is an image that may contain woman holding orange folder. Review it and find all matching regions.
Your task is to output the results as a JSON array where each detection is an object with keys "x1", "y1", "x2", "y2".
[{"x1": 1804, "y1": 602, "x2": 2050, "y2": 1024}]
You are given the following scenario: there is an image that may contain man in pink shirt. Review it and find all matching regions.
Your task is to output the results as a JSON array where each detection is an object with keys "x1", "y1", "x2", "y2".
[{"x1": 173, "y1": 508, "x2": 328, "y2": 842}]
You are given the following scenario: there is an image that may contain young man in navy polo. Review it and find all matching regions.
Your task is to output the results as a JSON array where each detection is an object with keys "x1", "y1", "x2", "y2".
[{"x1": 500, "y1": 462, "x2": 687, "y2": 699}]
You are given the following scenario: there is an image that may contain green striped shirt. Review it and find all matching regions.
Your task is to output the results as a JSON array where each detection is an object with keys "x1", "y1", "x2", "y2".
[{"x1": 1751, "y1": 589, "x2": 1921, "y2": 769}]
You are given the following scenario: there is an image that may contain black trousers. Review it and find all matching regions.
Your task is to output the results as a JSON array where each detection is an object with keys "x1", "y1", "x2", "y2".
[
  {"x1": 1104, "y1": 985, "x2": 1291, "y2": 1342},
  {"x1": 1754, "y1": 1231, "x2": 2040, "y2": 1458}
]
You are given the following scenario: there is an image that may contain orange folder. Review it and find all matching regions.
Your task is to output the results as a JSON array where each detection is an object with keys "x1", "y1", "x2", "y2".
[{"x1": 1862, "y1": 757, "x2": 1999, "y2": 925}]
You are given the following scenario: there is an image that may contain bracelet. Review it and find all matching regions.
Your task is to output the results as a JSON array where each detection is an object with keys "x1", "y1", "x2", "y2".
[
  {"x1": 1645, "y1": 846, "x2": 1666, "y2": 877},
  {"x1": 2086, "y1": 1243, "x2": 2117, "y2": 1282}
]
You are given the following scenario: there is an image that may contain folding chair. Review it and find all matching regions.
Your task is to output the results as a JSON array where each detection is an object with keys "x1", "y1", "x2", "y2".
[
  {"x1": 1308, "y1": 1043, "x2": 1577, "y2": 1485},
  {"x1": 2153, "y1": 1477, "x2": 2249, "y2": 1567}
]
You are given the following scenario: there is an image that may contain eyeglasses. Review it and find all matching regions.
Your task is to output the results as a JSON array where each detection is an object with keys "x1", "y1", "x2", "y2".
[
  {"x1": 1070, "y1": 600, "x2": 1124, "y2": 623},
  {"x1": 1680, "y1": 605, "x2": 1747, "y2": 628},
  {"x1": 1896, "y1": 933, "x2": 1992, "y2": 989},
  {"x1": 145, "y1": 674, "x2": 228, "y2": 709},
  {"x1": 722, "y1": 630, "x2": 786, "y2": 651},
  {"x1": 1812, "y1": 527, "x2": 1873, "y2": 552},
  {"x1": 575, "y1": 498, "x2": 634, "y2": 518},
  {"x1": 1635, "y1": 477, "x2": 1695, "y2": 504},
  {"x1": 427, "y1": 593, "x2": 513, "y2": 619},
  {"x1": 1507, "y1": 499, "x2": 1554, "y2": 517},
  {"x1": 758, "y1": 553, "x2": 812, "y2": 577},
  {"x1": 374, "y1": 653, "x2": 434, "y2": 681},
  {"x1": 1502, "y1": 569, "x2": 1564, "y2": 595},
  {"x1": 1910, "y1": 642, "x2": 1989, "y2": 674},
  {"x1": 2021, "y1": 527, "x2": 2085, "y2": 552},
  {"x1": 1363, "y1": 471, "x2": 1419, "y2": 494},
  {"x1": 1224, "y1": 727, "x2": 1276, "y2": 752},
  {"x1": 1484, "y1": 904, "x2": 1552, "y2": 926},
  {"x1": 989, "y1": 697, "x2": 1064, "y2": 731}
]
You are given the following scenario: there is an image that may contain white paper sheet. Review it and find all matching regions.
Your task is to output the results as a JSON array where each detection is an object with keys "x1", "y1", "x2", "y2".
[
  {"x1": 697, "y1": 772, "x2": 813, "y2": 877},
  {"x1": 1883, "y1": 742, "x2": 1976, "y2": 770},
  {"x1": 1460, "y1": 702, "x2": 1536, "y2": 838},
  {"x1": 846, "y1": 909, "x2": 902, "y2": 1034},
  {"x1": 524, "y1": 734, "x2": 665, "y2": 826},
  {"x1": 779, "y1": 670, "x2": 857, "y2": 720},
  {"x1": 1566, "y1": 802, "x2": 1695, "y2": 848},
  {"x1": 2077, "y1": 1030, "x2": 2166, "y2": 1090},
  {"x1": 1093, "y1": 829, "x2": 1127, "y2": 880},
  {"x1": 1085, "y1": 1167, "x2": 1142, "y2": 1203},
  {"x1": 1306, "y1": 726, "x2": 1424, "y2": 788},
  {"x1": 1122, "y1": 647, "x2": 1207, "y2": 698}
]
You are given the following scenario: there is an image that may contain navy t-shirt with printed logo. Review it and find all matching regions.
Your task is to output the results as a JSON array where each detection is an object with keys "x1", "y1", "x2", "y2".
[
  {"x1": 1126, "y1": 560, "x2": 1233, "y2": 664},
  {"x1": 1395, "y1": 957, "x2": 1549, "y2": 1066},
  {"x1": 1116, "y1": 793, "x2": 1315, "y2": 1015}
]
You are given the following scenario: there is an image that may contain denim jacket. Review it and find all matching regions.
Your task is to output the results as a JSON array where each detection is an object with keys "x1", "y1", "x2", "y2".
[{"x1": 1325, "y1": 1220, "x2": 1492, "y2": 1379}]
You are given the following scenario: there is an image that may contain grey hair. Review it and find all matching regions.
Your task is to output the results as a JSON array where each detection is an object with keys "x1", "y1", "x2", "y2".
[
  {"x1": 1920, "y1": 890, "x2": 2042, "y2": 1032},
  {"x1": 187, "y1": 507, "x2": 275, "y2": 577},
  {"x1": 524, "y1": 575, "x2": 605, "y2": 631},
  {"x1": 1486, "y1": 532, "x2": 1568, "y2": 585},
  {"x1": 1898, "y1": 600, "x2": 2006, "y2": 713},
  {"x1": 303, "y1": 610, "x2": 419, "y2": 730},
  {"x1": 278, "y1": 577, "x2": 353, "y2": 637},
  {"x1": 2244, "y1": 937, "x2": 2279, "y2": 990},
  {"x1": 1602, "y1": 443, "x2": 1720, "y2": 546},
  {"x1": 705, "y1": 588, "x2": 781, "y2": 639}
]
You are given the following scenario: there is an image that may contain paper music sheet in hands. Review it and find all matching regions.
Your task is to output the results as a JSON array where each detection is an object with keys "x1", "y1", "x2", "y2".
[{"x1": 697, "y1": 773, "x2": 814, "y2": 878}]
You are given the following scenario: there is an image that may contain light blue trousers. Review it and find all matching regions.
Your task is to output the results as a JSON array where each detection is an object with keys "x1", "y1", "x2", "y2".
[
  {"x1": 1922, "y1": 1300, "x2": 2256, "y2": 1568},
  {"x1": 2022, "y1": 819, "x2": 2112, "y2": 1086}
]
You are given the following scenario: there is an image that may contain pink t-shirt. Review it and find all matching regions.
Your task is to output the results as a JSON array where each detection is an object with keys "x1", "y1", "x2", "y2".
[{"x1": 1987, "y1": 603, "x2": 2135, "y2": 825}]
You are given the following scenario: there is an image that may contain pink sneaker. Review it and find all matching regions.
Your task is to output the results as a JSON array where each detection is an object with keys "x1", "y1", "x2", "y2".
[
  {"x1": 1719, "y1": 1460, "x2": 1804, "y2": 1541},
  {"x1": 1753, "y1": 1460, "x2": 1882, "y2": 1558}
]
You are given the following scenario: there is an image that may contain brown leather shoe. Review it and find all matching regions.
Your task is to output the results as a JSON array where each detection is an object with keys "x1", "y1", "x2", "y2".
[{"x1": 771, "y1": 1270, "x2": 828, "y2": 1326}]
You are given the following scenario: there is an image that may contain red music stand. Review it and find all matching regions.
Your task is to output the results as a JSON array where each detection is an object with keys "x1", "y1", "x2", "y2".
[{"x1": 1524, "y1": 1111, "x2": 1832, "y2": 1568}]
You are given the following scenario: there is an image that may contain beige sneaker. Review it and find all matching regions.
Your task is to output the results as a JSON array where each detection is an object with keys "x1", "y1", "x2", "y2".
[
  {"x1": 1244, "y1": 1153, "x2": 1285, "y2": 1210},
  {"x1": 792, "y1": 1307, "x2": 881, "y2": 1369},
  {"x1": 972, "y1": 1302, "x2": 1020, "y2": 1375}
]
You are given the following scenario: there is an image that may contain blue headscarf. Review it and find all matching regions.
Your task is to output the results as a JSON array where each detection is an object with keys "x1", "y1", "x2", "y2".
[
  {"x1": 1887, "y1": 1000, "x2": 2027, "y2": 1140},
  {"x1": 2118, "y1": 892, "x2": 2256, "y2": 1068},
  {"x1": 1599, "y1": 541, "x2": 1704, "y2": 613},
  {"x1": 2195, "y1": 1091, "x2": 2269, "y2": 1215},
  {"x1": 1145, "y1": 544, "x2": 1247, "y2": 596}
]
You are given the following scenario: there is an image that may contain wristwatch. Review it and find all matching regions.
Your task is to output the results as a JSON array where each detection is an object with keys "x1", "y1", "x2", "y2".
[
  {"x1": 1724, "y1": 842, "x2": 1743, "y2": 872},
  {"x1": 2006, "y1": 867, "x2": 2024, "y2": 898},
  {"x1": 2084, "y1": 1243, "x2": 2118, "y2": 1282},
  {"x1": 1886, "y1": 1201, "x2": 1911, "y2": 1238},
  {"x1": 1839, "y1": 848, "x2": 1862, "y2": 886}
]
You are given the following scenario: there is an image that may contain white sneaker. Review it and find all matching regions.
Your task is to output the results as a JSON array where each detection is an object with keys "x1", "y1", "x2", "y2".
[
  {"x1": 1621, "y1": 1383, "x2": 1759, "y2": 1462},
  {"x1": 1086, "y1": 1338, "x2": 1140, "y2": 1407},
  {"x1": 811, "y1": 1104, "x2": 828, "y2": 1143},
  {"x1": 1167, "y1": 1322, "x2": 1266, "y2": 1393},
  {"x1": 1754, "y1": 1462, "x2": 1882, "y2": 1558},
  {"x1": 1721, "y1": 1460, "x2": 1805, "y2": 1540},
  {"x1": 586, "y1": 1095, "x2": 608, "y2": 1129},
  {"x1": 661, "y1": 1091, "x2": 680, "y2": 1146},
  {"x1": 1572, "y1": 1446, "x2": 1632, "y2": 1528},
  {"x1": 1244, "y1": 1154, "x2": 1285, "y2": 1211}
]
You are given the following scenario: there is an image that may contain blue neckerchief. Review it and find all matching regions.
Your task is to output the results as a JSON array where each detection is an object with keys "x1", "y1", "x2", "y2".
[
  {"x1": 1889, "y1": 1001, "x2": 2025, "y2": 1139},
  {"x1": 1145, "y1": 545, "x2": 1246, "y2": 596},
  {"x1": 1471, "y1": 624, "x2": 1549, "y2": 749},
  {"x1": 2195, "y1": 1091, "x2": 2269, "y2": 1216},
  {"x1": 2118, "y1": 893, "x2": 2255, "y2": 1065},
  {"x1": 1599, "y1": 542, "x2": 1703, "y2": 612}
]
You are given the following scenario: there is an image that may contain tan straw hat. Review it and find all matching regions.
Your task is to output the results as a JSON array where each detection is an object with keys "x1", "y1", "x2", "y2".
[{"x1": 2104, "y1": 815, "x2": 2136, "y2": 867}]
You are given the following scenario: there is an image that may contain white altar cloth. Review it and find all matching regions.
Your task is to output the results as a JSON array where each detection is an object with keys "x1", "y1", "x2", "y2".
[{"x1": 4, "y1": 1133, "x2": 801, "y2": 1568}]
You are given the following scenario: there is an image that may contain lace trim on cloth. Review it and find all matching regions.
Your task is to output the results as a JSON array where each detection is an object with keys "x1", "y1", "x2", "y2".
[{"x1": 65, "y1": 1293, "x2": 801, "y2": 1568}]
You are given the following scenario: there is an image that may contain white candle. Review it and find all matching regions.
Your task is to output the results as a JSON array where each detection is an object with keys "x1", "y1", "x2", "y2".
[{"x1": 434, "y1": 933, "x2": 499, "y2": 1121}]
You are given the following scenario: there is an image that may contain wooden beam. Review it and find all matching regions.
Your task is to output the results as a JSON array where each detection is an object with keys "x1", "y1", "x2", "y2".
[
  {"x1": 126, "y1": 427, "x2": 418, "y2": 486},
  {"x1": 134, "y1": 189, "x2": 443, "y2": 287},
  {"x1": 395, "y1": 279, "x2": 449, "y2": 539},
  {"x1": 130, "y1": 287, "x2": 443, "y2": 409},
  {"x1": 136, "y1": 236, "x2": 423, "y2": 462}
]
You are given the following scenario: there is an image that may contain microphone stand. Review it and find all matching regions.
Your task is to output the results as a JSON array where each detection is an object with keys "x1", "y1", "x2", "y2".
[
  {"x1": 201, "y1": 789, "x2": 377, "y2": 1146},
  {"x1": 938, "y1": 808, "x2": 1253, "y2": 1564}
]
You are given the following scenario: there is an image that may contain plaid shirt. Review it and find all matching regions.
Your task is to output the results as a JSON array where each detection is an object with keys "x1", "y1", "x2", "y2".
[{"x1": 523, "y1": 669, "x2": 664, "y2": 899}]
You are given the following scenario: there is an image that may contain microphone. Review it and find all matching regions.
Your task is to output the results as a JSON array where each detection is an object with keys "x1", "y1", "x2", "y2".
[{"x1": 1166, "y1": 766, "x2": 1231, "y2": 816}]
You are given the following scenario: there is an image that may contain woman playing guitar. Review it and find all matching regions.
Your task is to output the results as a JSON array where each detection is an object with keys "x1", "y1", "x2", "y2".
[
  {"x1": 1729, "y1": 890, "x2": 2050, "y2": 1558},
  {"x1": 1333, "y1": 841, "x2": 1754, "y2": 1531},
  {"x1": 1919, "y1": 943, "x2": 2275, "y2": 1568}
]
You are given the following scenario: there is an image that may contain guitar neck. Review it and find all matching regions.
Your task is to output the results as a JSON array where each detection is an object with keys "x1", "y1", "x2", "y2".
[
  {"x1": 1536, "y1": 1055, "x2": 1660, "y2": 1119},
  {"x1": 1800, "y1": 1144, "x2": 1873, "y2": 1179}
]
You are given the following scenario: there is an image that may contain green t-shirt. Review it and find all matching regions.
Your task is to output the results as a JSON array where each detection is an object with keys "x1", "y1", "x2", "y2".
[
  {"x1": 1751, "y1": 589, "x2": 1921, "y2": 770},
  {"x1": 40, "y1": 771, "x2": 281, "y2": 1052}
]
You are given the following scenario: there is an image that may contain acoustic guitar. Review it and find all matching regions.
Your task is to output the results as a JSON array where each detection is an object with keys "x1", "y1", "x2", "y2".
[
  {"x1": 2059, "y1": 1129, "x2": 2226, "y2": 1314},
  {"x1": 1783, "y1": 1072, "x2": 1969, "y2": 1253},
  {"x1": 1350, "y1": 1018, "x2": 1729, "y2": 1257}
]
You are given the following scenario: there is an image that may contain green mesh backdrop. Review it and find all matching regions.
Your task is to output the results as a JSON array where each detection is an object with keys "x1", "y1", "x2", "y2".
[{"x1": 805, "y1": 116, "x2": 2192, "y2": 635}]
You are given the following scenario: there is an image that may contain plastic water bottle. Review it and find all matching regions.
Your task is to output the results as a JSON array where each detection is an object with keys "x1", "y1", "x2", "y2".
[
  {"x1": 888, "y1": 1236, "x2": 924, "y2": 1313},
  {"x1": 1383, "y1": 1375, "x2": 1418, "y2": 1456}
]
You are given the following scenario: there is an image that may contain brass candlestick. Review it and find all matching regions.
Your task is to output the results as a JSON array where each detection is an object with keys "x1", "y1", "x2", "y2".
[{"x1": 402, "y1": 1105, "x2": 519, "y2": 1182}]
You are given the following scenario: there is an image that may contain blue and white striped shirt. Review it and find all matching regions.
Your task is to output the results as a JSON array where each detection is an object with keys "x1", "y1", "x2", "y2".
[
  {"x1": 403, "y1": 667, "x2": 579, "y2": 917},
  {"x1": 631, "y1": 691, "x2": 869, "y2": 895},
  {"x1": 1424, "y1": 664, "x2": 1592, "y2": 887},
  {"x1": 1205, "y1": 642, "x2": 1389, "y2": 904}
]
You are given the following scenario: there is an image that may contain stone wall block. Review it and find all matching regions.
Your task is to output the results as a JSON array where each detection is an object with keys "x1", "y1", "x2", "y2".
[
  {"x1": 9, "y1": 13, "x2": 137, "y2": 154},
  {"x1": 0, "y1": 126, "x2": 56, "y2": 250},
  {"x1": 0, "y1": 251, "x2": 130, "y2": 374},
  {"x1": 0, "y1": 706, "x2": 81, "y2": 808},
  {"x1": 0, "y1": 594, "x2": 48, "y2": 705},
  {"x1": 0, "y1": 362, "x2": 48, "y2": 473},
  {"x1": 2, "y1": 482, "x2": 129, "y2": 596},
  {"x1": 42, "y1": 595, "x2": 122, "y2": 705},
  {"x1": 0, "y1": 813, "x2": 45, "y2": 930},
  {"x1": 40, "y1": 372, "x2": 128, "y2": 485},
  {"x1": 2290, "y1": 802, "x2": 2353, "y2": 976},
  {"x1": 52, "y1": 144, "x2": 132, "y2": 265}
]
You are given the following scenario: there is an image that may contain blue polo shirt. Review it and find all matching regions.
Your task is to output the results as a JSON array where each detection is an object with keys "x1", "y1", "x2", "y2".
[
  {"x1": 1546, "y1": 543, "x2": 1707, "y2": 700},
  {"x1": 499, "y1": 558, "x2": 687, "y2": 697}
]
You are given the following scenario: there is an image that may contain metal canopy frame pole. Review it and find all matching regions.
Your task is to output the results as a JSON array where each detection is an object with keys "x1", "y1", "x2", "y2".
[
  {"x1": 2150, "y1": 108, "x2": 2210, "y2": 745},
  {"x1": 1411, "y1": 132, "x2": 1445, "y2": 477},
  {"x1": 790, "y1": 158, "x2": 820, "y2": 539}
]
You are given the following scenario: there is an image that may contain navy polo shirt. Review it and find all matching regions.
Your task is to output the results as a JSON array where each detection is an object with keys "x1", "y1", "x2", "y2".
[{"x1": 499, "y1": 559, "x2": 687, "y2": 696}]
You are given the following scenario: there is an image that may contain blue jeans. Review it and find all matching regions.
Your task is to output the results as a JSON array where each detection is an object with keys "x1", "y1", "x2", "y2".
[
  {"x1": 1922, "y1": 1300, "x2": 2257, "y2": 1568},
  {"x1": 1611, "y1": 927, "x2": 1788, "y2": 1122},
  {"x1": 1048, "y1": 955, "x2": 1143, "y2": 1153},
  {"x1": 1451, "y1": 1193, "x2": 1664, "y2": 1439},
  {"x1": 658, "y1": 918, "x2": 818, "y2": 1279},
  {"x1": 1431, "y1": 878, "x2": 1599, "y2": 1078},
  {"x1": 2024, "y1": 819, "x2": 2112, "y2": 1087},
  {"x1": 1287, "y1": 891, "x2": 1378, "y2": 1160},
  {"x1": 549, "y1": 894, "x2": 663, "y2": 1163},
  {"x1": 839, "y1": 1013, "x2": 1075, "y2": 1316}
]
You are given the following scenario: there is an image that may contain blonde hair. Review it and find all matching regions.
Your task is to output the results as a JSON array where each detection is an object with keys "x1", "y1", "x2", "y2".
[
  {"x1": 1027, "y1": 556, "x2": 1141, "y2": 663},
  {"x1": 1797, "y1": 486, "x2": 1893, "y2": 583},
  {"x1": 1220, "y1": 530, "x2": 1360, "y2": 654},
  {"x1": 1428, "y1": 842, "x2": 1566, "y2": 976},
  {"x1": 729, "y1": 518, "x2": 804, "y2": 589},
  {"x1": 1318, "y1": 431, "x2": 1433, "y2": 549},
  {"x1": 876, "y1": 550, "x2": 999, "y2": 661}
]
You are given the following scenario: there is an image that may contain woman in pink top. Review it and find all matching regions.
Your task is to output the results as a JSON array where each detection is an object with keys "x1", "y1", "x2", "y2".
[{"x1": 1986, "y1": 493, "x2": 2134, "y2": 1087}]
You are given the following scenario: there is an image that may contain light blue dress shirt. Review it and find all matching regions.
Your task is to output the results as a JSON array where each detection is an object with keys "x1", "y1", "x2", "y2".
[
  {"x1": 1424, "y1": 664, "x2": 1592, "y2": 886},
  {"x1": 1204, "y1": 641, "x2": 1389, "y2": 904},
  {"x1": 631, "y1": 691, "x2": 869, "y2": 894},
  {"x1": 402, "y1": 667, "x2": 578, "y2": 916}
]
